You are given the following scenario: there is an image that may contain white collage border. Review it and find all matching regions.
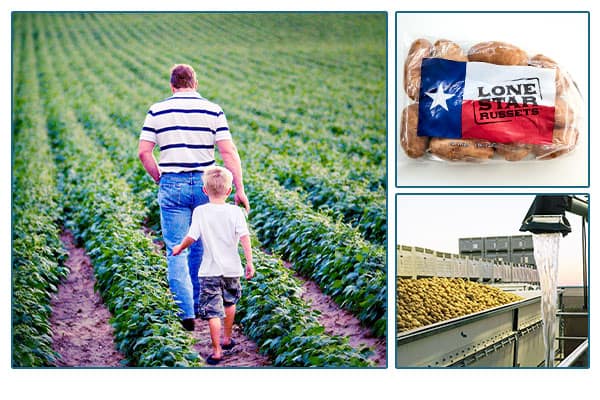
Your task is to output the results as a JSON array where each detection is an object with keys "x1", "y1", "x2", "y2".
[{"x1": 2, "y1": 1, "x2": 596, "y2": 399}]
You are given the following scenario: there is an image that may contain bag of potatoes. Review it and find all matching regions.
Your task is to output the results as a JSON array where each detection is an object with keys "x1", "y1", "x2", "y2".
[{"x1": 400, "y1": 38, "x2": 583, "y2": 162}]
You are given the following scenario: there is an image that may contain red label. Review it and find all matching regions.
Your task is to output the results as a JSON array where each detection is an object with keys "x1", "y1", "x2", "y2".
[{"x1": 461, "y1": 100, "x2": 555, "y2": 144}]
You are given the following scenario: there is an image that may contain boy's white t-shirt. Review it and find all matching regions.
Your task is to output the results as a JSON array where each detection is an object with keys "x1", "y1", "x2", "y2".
[{"x1": 186, "y1": 203, "x2": 249, "y2": 277}]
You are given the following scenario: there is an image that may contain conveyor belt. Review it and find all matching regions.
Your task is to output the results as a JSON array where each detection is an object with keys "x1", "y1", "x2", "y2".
[{"x1": 397, "y1": 292, "x2": 552, "y2": 367}]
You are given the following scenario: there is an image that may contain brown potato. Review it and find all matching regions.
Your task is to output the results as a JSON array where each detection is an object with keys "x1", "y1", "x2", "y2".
[
  {"x1": 401, "y1": 38, "x2": 583, "y2": 162},
  {"x1": 554, "y1": 96, "x2": 576, "y2": 128},
  {"x1": 531, "y1": 126, "x2": 579, "y2": 160},
  {"x1": 467, "y1": 41, "x2": 528, "y2": 65},
  {"x1": 404, "y1": 38, "x2": 433, "y2": 101},
  {"x1": 529, "y1": 54, "x2": 570, "y2": 95},
  {"x1": 429, "y1": 138, "x2": 494, "y2": 161},
  {"x1": 400, "y1": 104, "x2": 429, "y2": 158},
  {"x1": 397, "y1": 277, "x2": 522, "y2": 332},
  {"x1": 495, "y1": 144, "x2": 531, "y2": 161},
  {"x1": 432, "y1": 39, "x2": 468, "y2": 62}
]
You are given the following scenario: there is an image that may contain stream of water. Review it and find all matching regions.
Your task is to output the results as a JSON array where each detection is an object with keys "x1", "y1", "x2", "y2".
[{"x1": 532, "y1": 233, "x2": 562, "y2": 367}]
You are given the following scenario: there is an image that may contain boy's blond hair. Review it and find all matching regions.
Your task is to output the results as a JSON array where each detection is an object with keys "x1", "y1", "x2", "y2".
[{"x1": 202, "y1": 166, "x2": 233, "y2": 197}]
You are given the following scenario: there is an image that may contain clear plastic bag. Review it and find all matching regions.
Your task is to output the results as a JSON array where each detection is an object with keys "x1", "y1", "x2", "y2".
[{"x1": 399, "y1": 37, "x2": 584, "y2": 162}]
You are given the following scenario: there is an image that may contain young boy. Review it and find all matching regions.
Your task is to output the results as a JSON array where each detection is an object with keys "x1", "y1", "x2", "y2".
[{"x1": 172, "y1": 166, "x2": 254, "y2": 365}]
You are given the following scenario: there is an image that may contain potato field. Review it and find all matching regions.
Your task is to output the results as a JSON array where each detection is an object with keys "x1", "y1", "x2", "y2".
[{"x1": 12, "y1": 12, "x2": 386, "y2": 367}]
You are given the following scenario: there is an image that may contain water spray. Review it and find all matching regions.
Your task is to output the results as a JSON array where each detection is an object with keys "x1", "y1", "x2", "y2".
[{"x1": 519, "y1": 195, "x2": 588, "y2": 367}]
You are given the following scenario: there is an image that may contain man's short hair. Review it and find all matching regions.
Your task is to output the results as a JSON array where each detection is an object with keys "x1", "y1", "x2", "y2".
[
  {"x1": 203, "y1": 166, "x2": 233, "y2": 196},
  {"x1": 170, "y1": 64, "x2": 196, "y2": 89}
]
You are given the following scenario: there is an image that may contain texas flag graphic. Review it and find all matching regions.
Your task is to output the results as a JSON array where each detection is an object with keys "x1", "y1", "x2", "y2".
[{"x1": 417, "y1": 58, "x2": 556, "y2": 144}]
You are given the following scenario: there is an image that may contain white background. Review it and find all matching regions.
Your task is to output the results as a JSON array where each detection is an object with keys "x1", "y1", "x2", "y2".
[{"x1": 2, "y1": 1, "x2": 597, "y2": 400}]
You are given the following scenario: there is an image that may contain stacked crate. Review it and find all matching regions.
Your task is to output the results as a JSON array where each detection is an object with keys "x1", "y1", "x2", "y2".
[
  {"x1": 459, "y1": 235, "x2": 536, "y2": 267},
  {"x1": 510, "y1": 235, "x2": 535, "y2": 267},
  {"x1": 397, "y1": 245, "x2": 436, "y2": 278},
  {"x1": 458, "y1": 237, "x2": 484, "y2": 258},
  {"x1": 484, "y1": 236, "x2": 511, "y2": 265}
]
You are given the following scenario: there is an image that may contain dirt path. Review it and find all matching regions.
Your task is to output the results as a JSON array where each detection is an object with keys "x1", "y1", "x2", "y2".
[
  {"x1": 187, "y1": 257, "x2": 386, "y2": 367},
  {"x1": 286, "y1": 263, "x2": 386, "y2": 366},
  {"x1": 49, "y1": 229, "x2": 384, "y2": 367},
  {"x1": 191, "y1": 320, "x2": 271, "y2": 367},
  {"x1": 49, "y1": 231, "x2": 125, "y2": 367},
  {"x1": 144, "y1": 228, "x2": 270, "y2": 367},
  {"x1": 146, "y1": 228, "x2": 385, "y2": 366}
]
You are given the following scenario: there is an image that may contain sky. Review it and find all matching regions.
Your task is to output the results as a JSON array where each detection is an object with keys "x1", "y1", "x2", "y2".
[{"x1": 396, "y1": 195, "x2": 588, "y2": 286}]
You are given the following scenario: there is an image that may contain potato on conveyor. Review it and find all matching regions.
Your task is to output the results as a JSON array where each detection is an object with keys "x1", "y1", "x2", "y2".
[{"x1": 397, "y1": 277, "x2": 523, "y2": 332}]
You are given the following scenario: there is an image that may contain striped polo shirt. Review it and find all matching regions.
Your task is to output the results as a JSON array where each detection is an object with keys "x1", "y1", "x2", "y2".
[{"x1": 139, "y1": 91, "x2": 232, "y2": 173}]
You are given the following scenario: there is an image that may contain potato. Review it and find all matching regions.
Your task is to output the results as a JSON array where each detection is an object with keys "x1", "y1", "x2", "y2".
[
  {"x1": 495, "y1": 144, "x2": 531, "y2": 161},
  {"x1": 532, "y1": 126, "x2": 579, "y2": 160},
  {"x1": 554, "y1": 96, "x2": 576, "y2": 128},
  {"x1": 467, "y1": 41, "x2": 528, "y2": 65},
  {"x1": 401, "y1": 38, "x2": 583, "y2": 162},
  {"x1": 432, "y1": 39, "x2": 468, "y2": 62},
  {"x1": 529, "y1": 54, "x2": 570, "y2": 95},
  {"x1": 429, "y1": 137, "x2": 494, "y2": 161},
  {"x1": 397, "y1": 277, "x2": 522, "y2": 332},
  {"x1": 404, "y1": 38, "x2": 433, "y2": 100},
  {"x1": 400, "y1": 104, "x2": 429, "y2": 158}
]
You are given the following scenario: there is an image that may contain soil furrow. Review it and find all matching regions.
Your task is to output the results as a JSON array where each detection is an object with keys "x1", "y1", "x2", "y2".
[
  {"x1": 143, "y1": 227, "x2": 270, "y2": 367},
  {"x1": 49, "y1": 231, "x2": 125, "y2": 367},
  {"x1": 191, "y1": 321, "x2": 271, "y2": 367},
  {"x1": 285, "y1": 262, "x2": 386, "y2": 366}
]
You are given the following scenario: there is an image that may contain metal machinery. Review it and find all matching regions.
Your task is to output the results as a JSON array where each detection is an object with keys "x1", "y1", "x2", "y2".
[
  {"x1": 520, "y1": 195, "x2": 589, "y2": 367},
  {"x1": 396, "y1": 195, "x2": 589, "y2": 367},
  {"x1": 397, "y1": 291, "x2": 547, "y2": 367}
]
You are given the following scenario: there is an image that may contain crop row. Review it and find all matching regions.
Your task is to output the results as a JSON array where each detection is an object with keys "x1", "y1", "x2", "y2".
[
  {"x1": 31, "y1": 17, "x2": 203, "y2": 367},
  {"x1": 47, "y1": 13, "x2": 382, "y2": 238},
  {"x1": 22, "y1": 12, "x2": 379, "y2": 366},
  {"x1": 276, "y1": 170, "x2": 386, "y2": 245},
  {"x1": 11, "y1": 22, "x2": 68, "y2": 367},
  {"x1": 238, "y1": 238, "x2": 373, "y2": 366},
  {"x1": 242, "y1": 141, "x2": 386, "y2": 245},
  {"x1": 248, "y1": 174, "x2": 387, "y2": 337},
  {"x1": 80, "y1": 12, "x2": 387, "y2": 215},
  {"x1": 228, "y1": 107, "x2": 386, "y2": 192},
  {"x1": 34, "y1": 13, "x2": 386, "y2": 337},
  {"x1": 77, "y1": 12, "x2": 385, "y2": 164},
  {"x1": 64, "y1": 61, "x2": 388, "y2": 338}
]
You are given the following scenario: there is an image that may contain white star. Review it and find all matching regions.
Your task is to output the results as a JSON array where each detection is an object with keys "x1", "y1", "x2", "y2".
[{"x1": 425, "y1": 83, "x2": 455, "y2": 111}]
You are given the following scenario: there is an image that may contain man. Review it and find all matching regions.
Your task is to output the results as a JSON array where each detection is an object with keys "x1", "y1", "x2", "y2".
[{"x1": 138, "y1": 64, "x2": 249, "y2": 331}]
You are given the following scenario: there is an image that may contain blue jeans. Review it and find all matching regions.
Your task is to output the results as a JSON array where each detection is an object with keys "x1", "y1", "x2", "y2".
[{"x1": 158, "y1": 172, "x2": 208, "y2": 319}]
